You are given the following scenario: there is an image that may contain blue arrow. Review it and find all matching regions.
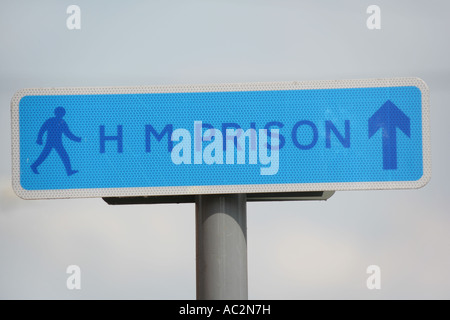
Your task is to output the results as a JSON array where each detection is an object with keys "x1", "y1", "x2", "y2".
[{"x1": 369, "y1": 100, "x2": 411, "y2": 170}]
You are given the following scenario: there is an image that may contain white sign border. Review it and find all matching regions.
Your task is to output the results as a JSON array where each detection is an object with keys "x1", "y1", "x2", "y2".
[{"x1": 11, "y1": 77, "x2": 431, "y2": 199}]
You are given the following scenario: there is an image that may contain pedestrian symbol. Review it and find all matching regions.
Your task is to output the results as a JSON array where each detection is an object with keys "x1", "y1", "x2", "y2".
[{"x1": 30, "y1": 107, "x2": 82, "y2": 176}]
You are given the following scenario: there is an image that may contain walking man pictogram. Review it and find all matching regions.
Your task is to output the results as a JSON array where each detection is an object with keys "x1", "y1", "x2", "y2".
[{"x1": 31, "y1": 107, "x2": 81, "y2": 176}]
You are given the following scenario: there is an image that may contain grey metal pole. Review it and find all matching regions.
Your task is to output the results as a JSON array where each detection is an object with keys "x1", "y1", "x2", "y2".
[{"x1": 195, "y1": 193, "x2": 248, "y2": 300}]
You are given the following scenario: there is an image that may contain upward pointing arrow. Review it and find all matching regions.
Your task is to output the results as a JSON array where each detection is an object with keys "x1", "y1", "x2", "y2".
[{"x1": 369, "y1": 100, "x2": 411, "y2": 170}]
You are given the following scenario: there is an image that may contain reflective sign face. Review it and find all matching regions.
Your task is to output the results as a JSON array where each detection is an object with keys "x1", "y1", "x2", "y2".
[{"x1": 11, "y1": 78, "x2": 431, "y2": 199}]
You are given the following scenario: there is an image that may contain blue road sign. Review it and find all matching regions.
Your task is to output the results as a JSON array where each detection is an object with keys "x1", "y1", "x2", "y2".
[{"x1": 11, "y1": 78, "x2": 431, "y2": 199}]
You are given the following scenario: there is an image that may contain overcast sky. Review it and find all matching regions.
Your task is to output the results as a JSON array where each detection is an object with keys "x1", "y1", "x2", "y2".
[{"x1": 1, "y1": 0, "x2": 450, "y2": 299}]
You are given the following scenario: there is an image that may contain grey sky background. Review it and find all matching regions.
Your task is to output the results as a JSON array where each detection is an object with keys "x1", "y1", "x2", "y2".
[{"x1": 1, "y1": 0, "x2": 449, "y2": 299}]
